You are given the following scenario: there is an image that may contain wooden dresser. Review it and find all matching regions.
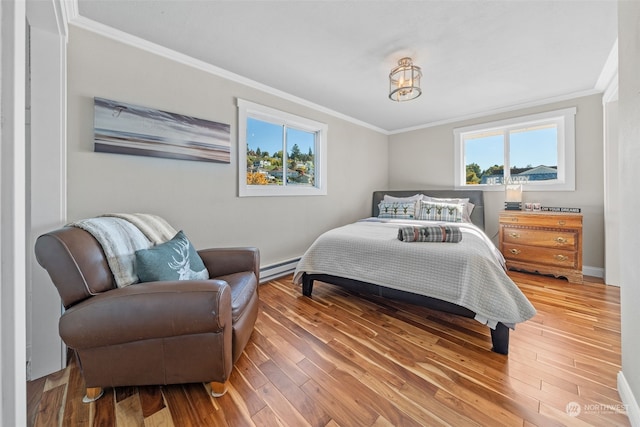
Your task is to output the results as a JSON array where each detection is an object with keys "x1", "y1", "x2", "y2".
[{"x1": 498, "y1": 210, "x2": 583, "y2": 284}]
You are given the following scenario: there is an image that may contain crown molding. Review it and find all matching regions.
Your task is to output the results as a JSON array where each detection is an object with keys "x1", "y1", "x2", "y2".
[
  {"x1": 388, "y1": 89, "x2": 602, "y2": 135},
  {"x1": 26, "y1": 0, "x2": 72, "y2": 39},
  {"x1": 67, "y1": 15, "x2": 389, "y2": 135}
]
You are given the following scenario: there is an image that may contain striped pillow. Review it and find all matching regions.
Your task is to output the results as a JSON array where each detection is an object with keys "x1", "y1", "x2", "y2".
[{"x1": 416, "y1": 201, "x2": 464, "y2": 222}]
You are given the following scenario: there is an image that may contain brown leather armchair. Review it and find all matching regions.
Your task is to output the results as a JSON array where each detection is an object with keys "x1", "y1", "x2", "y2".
[{"x1": 34, "y1": 226, "x2": 259, "y2": 402}]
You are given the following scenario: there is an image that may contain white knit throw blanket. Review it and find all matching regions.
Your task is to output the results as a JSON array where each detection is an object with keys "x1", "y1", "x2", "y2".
[
  {"x1": 101, "y1": 213, "x2": 177, "y2": 245},
  {"x1": 69, "y1": 214, "x2": 178, "y2": 288}
]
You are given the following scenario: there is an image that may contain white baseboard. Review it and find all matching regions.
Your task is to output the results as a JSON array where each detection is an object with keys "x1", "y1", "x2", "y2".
[
  {"x1": 260, "y1": 258, "x2": 300, "y2": 283},
  {"x1": 583, "y1": 265, "x2": 604, "y2": 279},
  {"x1": 618, "y1": 371, "x2": 640, "y2": 426}
]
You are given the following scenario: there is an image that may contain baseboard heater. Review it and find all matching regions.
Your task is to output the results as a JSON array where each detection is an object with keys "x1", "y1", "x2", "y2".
[{"x1": 259, "y1": 257, "x2": 300, "y2": 283}]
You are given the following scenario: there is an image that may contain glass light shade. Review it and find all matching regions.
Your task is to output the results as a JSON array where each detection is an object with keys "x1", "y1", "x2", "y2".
[
  {"x1": 505, "y1": 184, "x2": 523, "y2": 202},
  {"x1": 504, "y1": 183, "x2": 523, "y2": 210},
  {"x1": 389, "y1": 57, "x2": 422, "y2": 102}
]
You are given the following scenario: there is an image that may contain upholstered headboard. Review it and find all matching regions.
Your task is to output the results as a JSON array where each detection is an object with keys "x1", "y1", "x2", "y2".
[{"x1": 372, "y1": 190, "x2": 485, "y2": 230}]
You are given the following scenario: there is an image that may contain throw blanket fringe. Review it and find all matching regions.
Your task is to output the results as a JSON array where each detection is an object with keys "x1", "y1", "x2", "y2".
[
  {"x1": 397, "y1": 225, "x2": 462, "y2": 243},
  {"x1": 101, "y1": 213, "x2": 177, "y2": 245},
  {"x1": 69, "y1": 217, "x2": 151, "y2": 287}
]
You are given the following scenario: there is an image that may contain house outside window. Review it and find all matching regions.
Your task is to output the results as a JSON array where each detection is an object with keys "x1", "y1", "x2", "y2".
[
  {"x1": 238, "y1": 99, "x2": 327, "y2": 197},
  {"x1": 454, "y1": 107, "x2": 576, "y2": 191}
]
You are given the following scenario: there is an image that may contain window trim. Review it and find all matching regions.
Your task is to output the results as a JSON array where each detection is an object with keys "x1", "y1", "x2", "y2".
[
  {"x1": 454, "y1": 107, "x2": 576, "y2": 191},
  {"x1": 238, "y1": 99, "x2": 328, "y2": 197}
]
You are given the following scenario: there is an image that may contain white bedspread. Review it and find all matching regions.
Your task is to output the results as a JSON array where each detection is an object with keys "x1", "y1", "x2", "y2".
[{"x1": 293, "y1": 219, "x2": 536, "y2": 328}]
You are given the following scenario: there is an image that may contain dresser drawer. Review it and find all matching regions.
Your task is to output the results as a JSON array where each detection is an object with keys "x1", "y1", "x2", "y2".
[
  {"x1": 500, "y1": 214, "x2": 582, "y2": 229},
  {"x1": 502, "y1": 227, "x2": 577, "y2": 249},
  {"x1": 502, "y1": 243, "x2": 577, "y2": 269}
]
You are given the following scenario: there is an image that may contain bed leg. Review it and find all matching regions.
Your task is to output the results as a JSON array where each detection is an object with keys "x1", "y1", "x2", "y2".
[
  {"x1": 490, "y1": 322, "x2": 509, "y2": 355},
  {"x1": 302, "y1": 274, "x2": 314, "y2": 297}
]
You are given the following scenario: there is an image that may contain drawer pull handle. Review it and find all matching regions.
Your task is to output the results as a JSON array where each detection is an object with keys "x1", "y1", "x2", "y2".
[
  {"x1": 558, "y1": 220, "x2": 566, "y2": 226},
  {"x1": 509, "y1": 232, "x2": 520, "y2": 238},
  {"x1": 554, "y1": 254, "x2": 568, "y2": 261},
  {"x1": 509, "y1": 249, "x2": 521, "y2": 255},
  {"x1": 555, "y1": 237, "x2": 568, "y2": 244}
]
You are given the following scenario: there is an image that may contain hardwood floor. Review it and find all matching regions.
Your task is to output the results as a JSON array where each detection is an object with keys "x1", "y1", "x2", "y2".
[{"x1": 27, "y1": 272, "x2": 629, "y2": 426}]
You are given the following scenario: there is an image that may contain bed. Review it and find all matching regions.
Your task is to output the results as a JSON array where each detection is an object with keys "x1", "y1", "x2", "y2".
[{"x1": 292, "y1": 190, "x2": 536, "y2": 355}]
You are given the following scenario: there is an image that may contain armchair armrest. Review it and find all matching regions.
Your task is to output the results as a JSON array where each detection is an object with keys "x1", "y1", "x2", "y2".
[
  {"x1": 59, "y1": 280, "x2": 231, "y2": 349},
  {"x1": 198, "y1": 247, "x2": 260, "y2": 282}
]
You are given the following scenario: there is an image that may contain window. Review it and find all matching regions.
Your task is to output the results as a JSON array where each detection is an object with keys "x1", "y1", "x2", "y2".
[
  {"x1": 454, "y1": 107, "x2": 576, "y2": 191},
  {"x1": 238, "y1": 99, "x2": 328, "y2": 197}
]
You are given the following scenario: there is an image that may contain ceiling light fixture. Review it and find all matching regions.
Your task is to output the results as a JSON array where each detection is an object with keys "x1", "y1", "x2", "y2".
[{"x1": 388, "y1": 57, "x2": 422, "y2": 102}]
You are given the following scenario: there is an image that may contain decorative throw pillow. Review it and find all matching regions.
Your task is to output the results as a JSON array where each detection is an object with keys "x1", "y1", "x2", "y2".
[
  {"x1": 135, "y1": 230, "x2": 209, "y2": 282},
  {"x1": 423, "y1": 196, "x2": 474, "y2": 222},
  {"x1": 378, "y1": 201, "x2": 416, "y2": 219},
  {"x1": 416, "y1": 201, "x2": 464, "y2": 222}
]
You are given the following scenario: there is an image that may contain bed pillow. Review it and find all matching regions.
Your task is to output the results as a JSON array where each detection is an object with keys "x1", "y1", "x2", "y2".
[
  {"x1": 383, "y1": 193, "x2": 423, "y2": 203},
  {"x1": 423, "y1": 196, "x2": 474, "y2": 222},
  {"x1": 416, "y1": 201, "x2": 464, "y2": 223},
  {"x1": 135, "y1": 230, "x2": 209, "y2": 282},
  {"x1": 377, "y1": 201, "x2": 416, "y2": 219}
]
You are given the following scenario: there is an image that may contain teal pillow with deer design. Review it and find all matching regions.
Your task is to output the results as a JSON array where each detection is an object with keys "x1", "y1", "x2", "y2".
[{"x1": 135, "y1": 230, "x2": 209, "y2": 282}]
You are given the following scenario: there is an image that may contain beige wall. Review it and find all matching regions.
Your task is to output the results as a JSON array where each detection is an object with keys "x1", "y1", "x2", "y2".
[
  {"x1": 67, "y1": 26, "x2": 388, "y2": 267},
  {"x1": 388, "y1": 94, "x2": 605, "y2": 271}
]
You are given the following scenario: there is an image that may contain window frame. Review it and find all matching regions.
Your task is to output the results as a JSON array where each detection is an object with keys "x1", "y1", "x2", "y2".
[
  {"x1": 453, "y1": 107, "x2": 576, "y2": 191},
  {"x1": 238, "y1": 99, "x2": 328, "y2": 197}
]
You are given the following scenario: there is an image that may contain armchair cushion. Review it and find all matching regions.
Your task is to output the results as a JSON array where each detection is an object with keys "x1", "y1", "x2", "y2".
[
  {"x1": 216, "y1": 272, "x2": 258, "y2": 323},
  {"x1": 135, "y1": 231, "x2": 208, "y2": 282}
]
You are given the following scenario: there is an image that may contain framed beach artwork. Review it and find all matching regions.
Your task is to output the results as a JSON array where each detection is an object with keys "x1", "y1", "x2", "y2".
[{"x1": 93, "y1": 97, "x2": 231, "y2": 163}]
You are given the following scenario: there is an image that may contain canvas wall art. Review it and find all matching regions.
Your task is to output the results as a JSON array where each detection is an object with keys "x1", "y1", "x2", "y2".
[{"x1": 94, "y1": 97, "x2": 231, "y2": 163}]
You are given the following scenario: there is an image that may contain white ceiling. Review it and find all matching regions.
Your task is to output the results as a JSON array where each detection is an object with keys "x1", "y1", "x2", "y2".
[{"x1": 74, "y1": 0, "x2": 618, "y2": 133}]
